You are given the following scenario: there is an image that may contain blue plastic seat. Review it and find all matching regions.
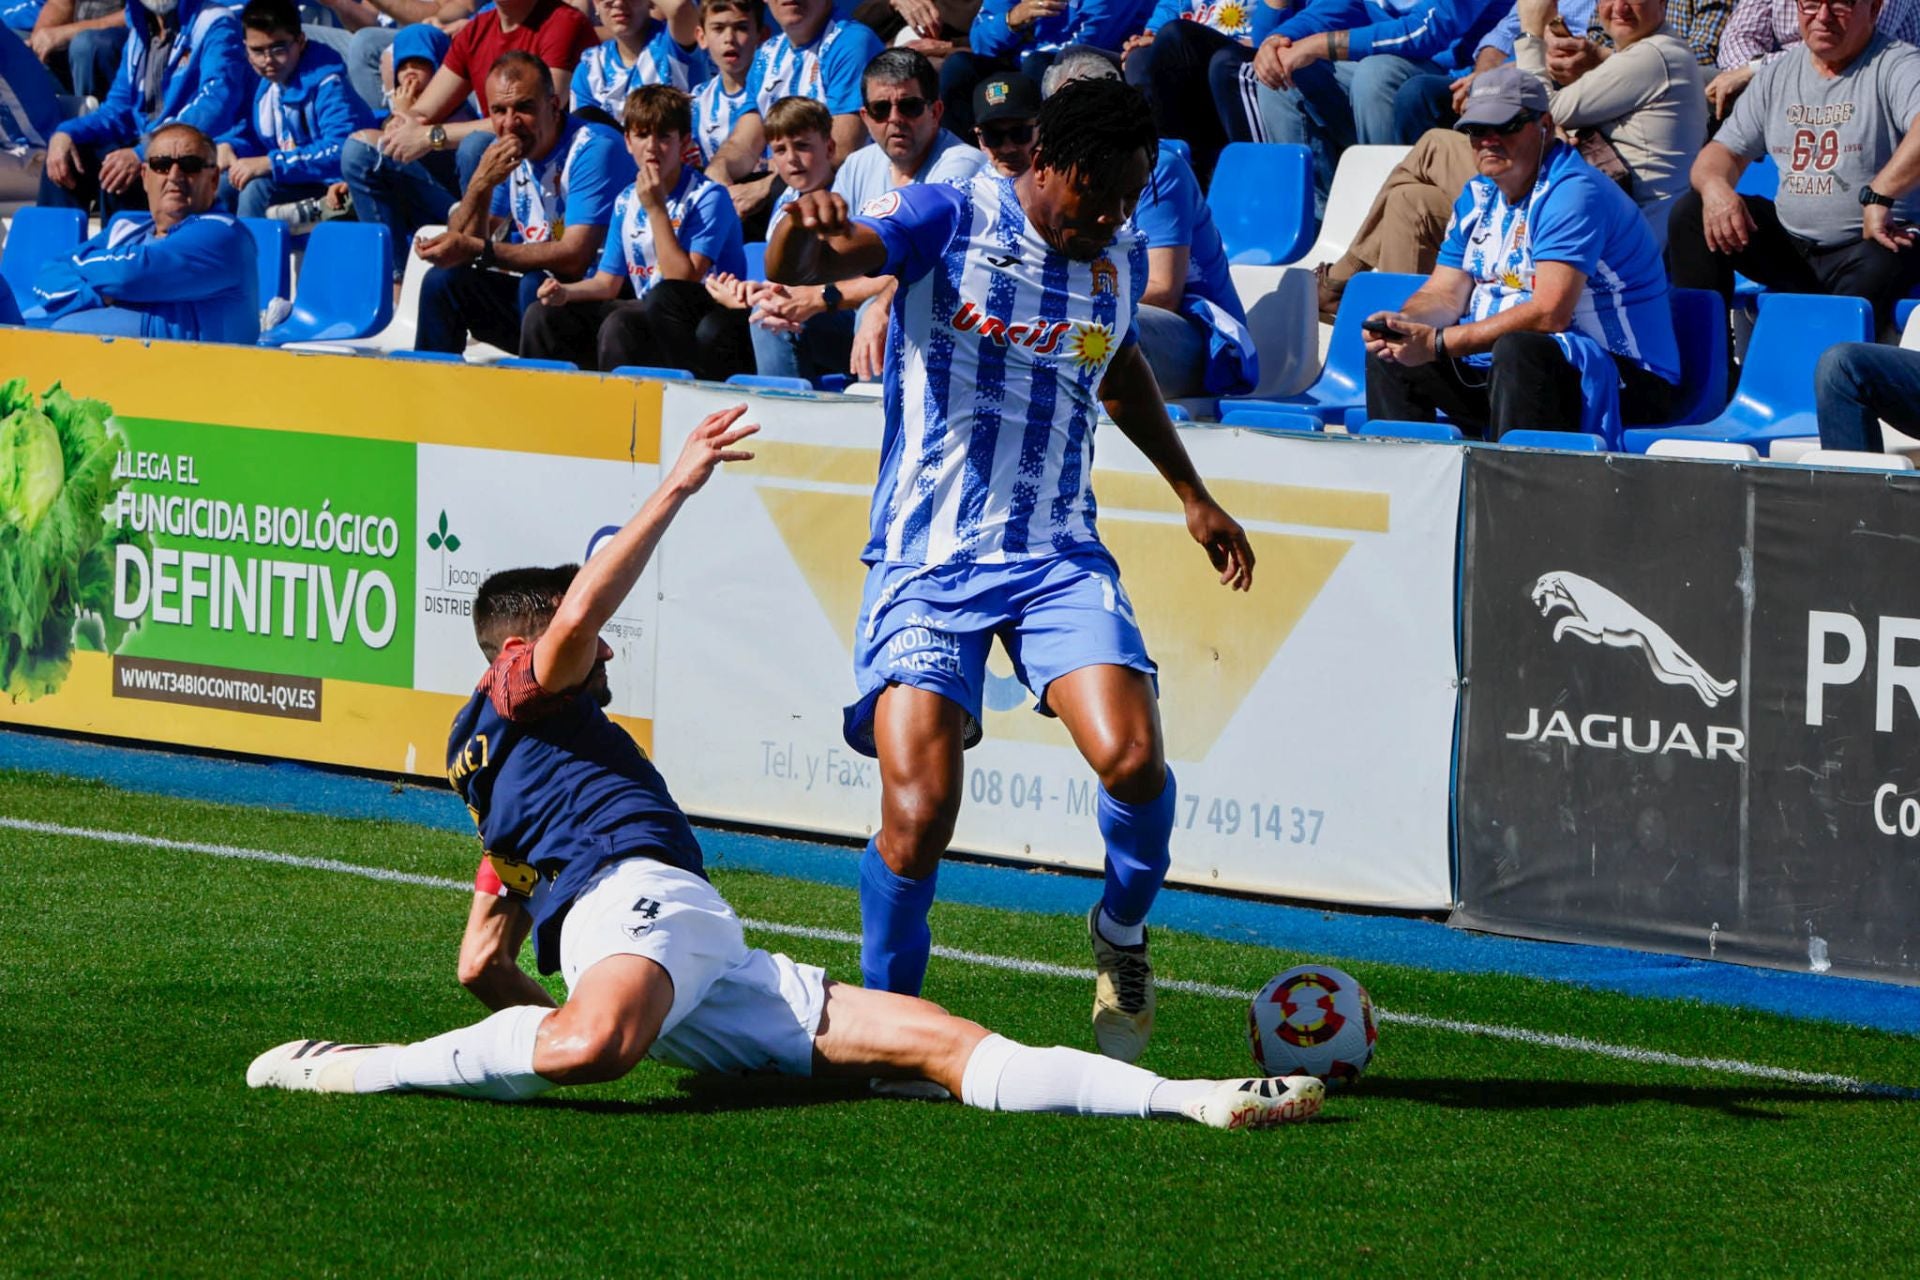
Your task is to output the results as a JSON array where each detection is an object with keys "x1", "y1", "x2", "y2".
[
  {"x1": 727, "y1": 372, "x2": 811, "y2": 391},
  {"x1": 1353, "y1": 419, "x2": 1463, "y2": 442},
  {"x1": 260, "y1": 222, "x2": 393, "y2": 345},
  {"x1": 388, "y1": 349, "x2": 464, "y2": 362},
  {"x1": 1622, "y1": 292, "x2": 1872, "y2": 454},
  {"x1": 1499, "y1": 429, "x2": 1605, "y2": 451},
  {"x1": 1664, "y1": 287, "x2": 1730, "y2": 427},
  {"x1": 1220, "y1": 407, "x2": 1321, "y2": 433},
  {"x1": 611, "y1": 364, "x2": 695, "y2": 380},
  {"x1": 496, "y1": 356, "x2": 579, "y2": 371},
  {"x1": 816, "y1": 373, "x2": 853, "y2": 393},
  {"x1": 1736, "y1": 152, "x2": 1779, "y2": 197},
  {"x1": 1206, "y1": 142, "x2": 1315, "y2": 266},
  {"x1": 1226, "y1": 271, "x2": 1426, "y2": 423},
  {"x1": 2, "y1": 207, "x2": 86, "y2": 312},
  {"x1": 743, "y1": 241, "x2": 767, "y2": 279},
  {"x1": 240, "y1": 216, "x2": 291, "y2": 303}
]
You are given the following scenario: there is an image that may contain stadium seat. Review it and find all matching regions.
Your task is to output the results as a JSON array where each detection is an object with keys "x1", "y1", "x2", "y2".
[
  {"x1": 387, "y1": 349, "x2": 464, "y2": 362},
  {"x1": 1210, "y1": 263, "x2": 1321, "y2": 403},
  {"x1": 1292, "y1": 145, "x2": 1410, "y2": 269},
  {"x1": 727, "y1": 372, "x2": 811, "y2": 391},
  {"x1": 240, "y1": 216, "x2": 292, "y2": 306},
  {"x1": 1500, "y1": 429, "x2": 1606, "y2": 451},
  {"x1": 1221, "y1": 407, "x2": 1321, "y2": 432},
  {"x1": 1226, "y1": 270, "x2": 1425, "y2": 423},
  {"x1": 349, "y1": 223, "x2": 442, "y2": 353},
  {"x1": 1645, "y1": 438, "x2": 1759, "y2": 462},
  {"x1": 743, "y1": 241, "x2": 767, "y2": 279},
  {"x1": 611, "y1": 364, "x2": 695, "y2": 380},
  {"x1": 1207, "y1": 143, "x2": 1315, "y2": 266},
  {"x1": 1796, "y1": 448, "x2": 1916, "y2": 471},
  {"x1": 1353, "y1": 419, "x2": 1463, "y2": 442},
  {"x1": 816, "y1": 374, "x2": 852, "y2": 393},
  {"x1": 496, "y1": 357, "x2": 579, "y2": 371},
  {"x1": 1769, "y1": 437, "x2": 1822, "y2": 462},
  {"x1": 2, "y1": 207, "x2": 85, "y2": 312},
  {"x1": 1622, "y1": 293, "x2": 1873, "y2": 454},
  {"x1": 1736, "y1": 153, "x2": 1779, "y2": 197},
  {"x1": 845, "y1": 380, "x2": 884, "y2": 397},
  {"x1": 1665, "y1": 287, "x2": 1730, "y2": 426},
  {"x1": 259, "y1": 222, "x2": 393, "y2": 346},
  {"x1": 1897, "y1": 298, "x2": 1920, "y2": 335}
]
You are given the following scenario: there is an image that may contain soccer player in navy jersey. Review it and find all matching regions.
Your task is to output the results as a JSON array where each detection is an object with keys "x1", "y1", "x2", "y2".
[
  {"x1": 764, "y1": 76, "x2": 1256, "y2": 1063},
  {"x1": 246, "y1": 405, "x2": 1321, "y2": 1131}
]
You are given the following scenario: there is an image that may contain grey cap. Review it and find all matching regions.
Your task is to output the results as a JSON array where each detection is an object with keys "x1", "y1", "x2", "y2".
[{"x1": 1453, "y1": 64, "x2": 1550, "y2": 129}]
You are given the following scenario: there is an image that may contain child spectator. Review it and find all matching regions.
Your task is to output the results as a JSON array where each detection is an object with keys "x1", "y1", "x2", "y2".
[{"x1": 572, "y1": 0, "x2": 705, "y2": 118}]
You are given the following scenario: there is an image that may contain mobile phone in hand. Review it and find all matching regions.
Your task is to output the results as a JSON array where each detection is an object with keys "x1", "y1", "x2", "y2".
[{"x1": 1362, "y1": 318, "x2": 1407, "y2": 341}]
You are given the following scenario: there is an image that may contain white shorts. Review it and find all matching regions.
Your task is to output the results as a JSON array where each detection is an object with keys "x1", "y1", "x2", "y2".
[{"x1": 558, "y1": 857, "x2": 827, "y2": 1077}]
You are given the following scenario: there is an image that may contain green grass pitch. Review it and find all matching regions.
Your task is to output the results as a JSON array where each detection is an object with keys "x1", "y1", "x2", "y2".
[{"x1": 5, "y1": 766, "x2": 1920, "y2": 1276}]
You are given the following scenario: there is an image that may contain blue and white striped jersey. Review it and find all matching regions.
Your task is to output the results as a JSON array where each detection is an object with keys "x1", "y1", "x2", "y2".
[
  {"x1": 569, "y1": 28, "x2": 710, "y2": 117},
  {"x1": 853, "y1": 173, "x2": 1148, "y2": 567},
  {"x1": 691, "y1": 75, "x2": 751, "y2": 164},
  {"x1": 742, "y1": 16, "x2": 883, "y2": 117},
  {"x1": 1438, "y1": 141, "x2": 1680, "y2": 383},
  {"x1": 489, "y1": 116, "x2": 633, "y2": 244}
]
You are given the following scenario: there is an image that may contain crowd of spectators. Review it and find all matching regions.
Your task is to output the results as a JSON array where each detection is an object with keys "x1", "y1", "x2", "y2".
[{"x1": 3, "y1": 0, "x2": 1920, "y2": 454}]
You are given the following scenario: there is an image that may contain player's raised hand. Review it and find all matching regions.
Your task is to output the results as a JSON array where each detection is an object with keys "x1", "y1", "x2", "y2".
[
  {"x1": 1187, "y1": 498, "x2": 1255, "y2": 592},
  {"x1": 666, "y1": 404, "x2": 759, "y2": 495}
]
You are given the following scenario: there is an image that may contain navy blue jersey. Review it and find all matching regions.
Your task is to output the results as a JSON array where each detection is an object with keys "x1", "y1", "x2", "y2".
[{"x1": 448, "y1": 644, "x2": 704, "y2": 974}]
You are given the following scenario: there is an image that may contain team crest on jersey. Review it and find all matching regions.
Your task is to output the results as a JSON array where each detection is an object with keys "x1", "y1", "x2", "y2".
[
  {"x1": 1090, "y1": 256, "x2": 1118, "y2": 297},
  {"x1": 951, "y1": 299, "x2": 1072, "y2": 354},
  {"x1": 862, "y1": 191, "x2": 903, "y2": 218}
]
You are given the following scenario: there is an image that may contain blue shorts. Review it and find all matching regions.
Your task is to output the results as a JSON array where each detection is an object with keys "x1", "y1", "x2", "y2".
[{"x1": 843, "y1": 545, "x2": 1157, "y2": 757}]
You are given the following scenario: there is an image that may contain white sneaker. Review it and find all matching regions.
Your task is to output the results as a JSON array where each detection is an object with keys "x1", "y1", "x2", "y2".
[
  {"x1": 1181, "y1": 1076, "x2": 1325, "y2": 1130},
  {"x1": 246, "y1": 1039, "x2": 387, "y2": 1093},
  {"x1": 1088, "y1": 905, "x2": 1154, "y2": 1063}
]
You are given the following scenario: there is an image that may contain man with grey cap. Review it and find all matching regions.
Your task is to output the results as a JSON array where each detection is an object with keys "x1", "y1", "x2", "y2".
[
  {"x1": 972, "y1": 68, "x2": 1039, "y2": 175},
  {"x1": 1362, "y1": 63, "x2": 1680, "y2": 443}
]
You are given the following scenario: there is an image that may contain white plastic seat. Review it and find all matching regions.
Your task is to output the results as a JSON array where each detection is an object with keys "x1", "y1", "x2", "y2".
[
  {"x1": 1228, "y1": 264, "x2": 1318, "y2": 400},
  {"x1": 1291, "y1": 145, "x2": 1411, "y2": 269},
  {"x1": 1796, "y1": 448, "x2": 1916, "y2": 471},
  {"x1": 1645, "y1": 439, "x2": 1760, "y2": 462},
  {"x1": 1767, "y1": 437, "x2": 1822, "y2": 462}
]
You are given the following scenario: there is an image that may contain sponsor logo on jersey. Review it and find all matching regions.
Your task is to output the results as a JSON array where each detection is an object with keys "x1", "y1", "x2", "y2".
[{"x1": 949, "y1": 299, "x2": 1072, "y2": 354}]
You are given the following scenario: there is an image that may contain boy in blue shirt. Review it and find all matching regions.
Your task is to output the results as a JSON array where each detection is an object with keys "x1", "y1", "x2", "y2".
[
  {"x1": 522, "y1": 83, "x2": 748, "y2": 373},
  {"x1": 216, "y1": 0, "x2": 373, "y2": 219},
  {"x1": 691, "y1": 0, "x2": 764, "y2": 166},
  {"x1": 571, "y1": 0, "x2": 705, "y2": 118}
]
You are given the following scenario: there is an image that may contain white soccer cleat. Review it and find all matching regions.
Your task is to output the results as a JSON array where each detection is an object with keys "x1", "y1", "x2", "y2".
[
  {"x1": 1181, "y1": 1076, "x2": 1325, "y2": 1131},
  {"x1": 246, "y1": 1039, "x2": 387, "y2": 1093},
  {"x1": 1088, "y1": 905, "x2": 1155, "y2": 1063}
]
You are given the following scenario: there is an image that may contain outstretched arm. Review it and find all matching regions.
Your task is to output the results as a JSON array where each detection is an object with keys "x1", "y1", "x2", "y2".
[
  {"x1": 1098, "y1": 344, "x2": 1255, "y2": 591},
  {"x1": 765, "y1": 190, "x2": 890, "y2": 285},
  {"x1": 457, "y1": 889, "x2": 555, "y2": 1011},
  {"x1": 532, "y1": 405, "x2": 758, "y2": 692}
]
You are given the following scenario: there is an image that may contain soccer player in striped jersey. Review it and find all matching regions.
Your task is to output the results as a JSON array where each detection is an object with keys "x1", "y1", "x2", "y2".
[
  {"x1": 246, "y1": 405, "x2": 1322, "y2": 1132},
  {"x1": 765, "y1": 76, "x2": 1255, "y2": 1063}
]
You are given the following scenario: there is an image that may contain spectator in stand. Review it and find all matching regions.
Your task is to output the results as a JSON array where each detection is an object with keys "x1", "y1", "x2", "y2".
[
  {"x1": 412, "y1": 50, "x2": 632, "y2": 353},
  {"x1": 691, "y1": 0, "x2": 765, "y2": 167},
  {"x1": 1362, "y1": 66, "x2": 1680, "y2": 439},
  {"x1": 939, "y1": 0, "x2": 1152, "y2": 137},
  {"x1": 215, "y1": 0, "x2": 373, "y2": 219},
  {"x1": 341, "y1": 0, "x2": 596, "y2": 281},
  {"x1": 1815, "y1": 341, "x2": 1920, "y2": 452},
  {"x1": 1242, "y1": 0, "x2": 1513, "y2": 214},
  {"x1": 1044, "y1": 49, "x2": 1254, "y2": 397},
  {"x1": 571, "y1": 0, "x2": 703, "y2": 118},
  {"x1": 971, "y1": 68, "x2": 1039, "y2": 174},
  {"x1": 25, "y1": 0, "x2": 126, "y2": 101},
  {"x1": 38, "y1": 0, "x2": 248, "y2": 218},
  {"x1": 1670, "y1": 0, "x2": 1920, "y2": 332},
  {"x1": 341, "y1": 0, "x2": 479, "y2": 121},
  {"x1": 1708, "y1": 0, "x2": 1920, "y2": 117},
  {"x1": 704, "y1": 0, "x2": 884, "y2": 230},
  {"x1": 0, "y1": 24, "x2": 62, "y2": 202},
  {"x1": 525, "y1": 84, "x2": 749, "y2": 372},
  {"x1": 1310, "y1": 127, "x2": 1479, "y2": 320},
  {"x1": 1120, "y1": 0, "x2": 1262, "y2": 181},
  {"x1": 834, "y1": 49, "x2": 983, "y2": 203},
  {"x1": 853, "y1": 0, "x2": 980, "y2": 46},
  {"x1": 29, "y1": 122, "x2": 260, "y2": 342}
]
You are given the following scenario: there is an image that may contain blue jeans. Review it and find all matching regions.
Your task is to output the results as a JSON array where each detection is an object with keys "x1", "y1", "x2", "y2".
[
  {"x1": 1814, "y1": 342, "x2": 1920, "y2": 452},
  {"x1": 1133, "y1": 303, "x2": 1210, "y2": 399},
  {"x1": 1391, "y1": 71, "x2": 1458, "y2": 143},
  {"x1": 341, "y1": 131, "x2": 491, "y2": 280},
  {"x1": 345, "y1": 25, "x2": 398, "y2": 117},
  {"x1": 66, "y1": 24, "x2": 127, "y2": 100},
  {"x1": 218, "y1": 174, "x2": 330, "y2": 219},
  {"x1": 750, "y1": 310, "x2": 855, "y2": 382},
  {"x1": 1254, "y1": 54, "x2": 1439, "y2": 215}
]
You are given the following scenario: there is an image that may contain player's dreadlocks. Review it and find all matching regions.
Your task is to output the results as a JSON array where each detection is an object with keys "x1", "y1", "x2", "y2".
[
  {"x1": 1033, "y1": 76, "x2": 1158, "y2": 184},
  {"x1": 474, "y1": 565, "x2": 579, "y2": 660}
]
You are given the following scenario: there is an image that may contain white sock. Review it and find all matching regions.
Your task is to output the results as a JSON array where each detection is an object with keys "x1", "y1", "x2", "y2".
[
  {"x1": 1097, "y1": 908, "x2": 1146, "y2": 948},
  {"x1": 959, "y1": 1033, "x2": 1164, "y2": 1119},
  {"x1": 352, "y1": 1005, "x2": 554, "y2": 1100},
  {"x1": 1145, "y1": 1078, "x2": 1217, "y2": 1116}
]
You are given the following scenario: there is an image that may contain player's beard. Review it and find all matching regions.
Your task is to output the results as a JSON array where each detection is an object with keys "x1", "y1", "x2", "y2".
[{"x1": 586, "y1": 661, "x2": 613, "y2": 707}]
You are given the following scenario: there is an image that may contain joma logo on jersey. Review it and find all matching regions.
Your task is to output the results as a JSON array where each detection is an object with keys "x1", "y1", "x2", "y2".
[{"x1": 950, "y1": 300, "x2": 1072, "y2": 354}]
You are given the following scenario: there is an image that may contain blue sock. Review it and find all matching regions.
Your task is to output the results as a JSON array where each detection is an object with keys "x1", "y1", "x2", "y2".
[
  {"x1": 859, "y1": 838, "x2": 940, "y2": 995},
  {"x1": 1098, "y1": 768, "x2": 1176, "y2": 929}
]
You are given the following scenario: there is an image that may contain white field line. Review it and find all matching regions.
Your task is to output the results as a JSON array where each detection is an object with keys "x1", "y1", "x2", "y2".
[{"x1": 6, "y1": 815, "x2": 1916, "y2": 1100}]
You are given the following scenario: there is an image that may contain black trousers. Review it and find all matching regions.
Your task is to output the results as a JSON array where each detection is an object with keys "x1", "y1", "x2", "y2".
[
  {"x1": 415, "y1": 265, "x2": 546, "y2": 354},
  {"x1": 1365, "y1": 330, "x2": 1677, "y2": 439},
  {"x1": 1123, "y1": 19, "x2": 1253, "y2": 184},
  {"x1": 523, "y1": 279, "x2": 752, "y2": 377},
  {"x1": 1666, "y1": 189, "x2": 1920, "y2": 335}
]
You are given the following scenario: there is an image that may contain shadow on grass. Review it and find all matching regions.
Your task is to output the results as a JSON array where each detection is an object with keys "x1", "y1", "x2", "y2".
[
  {"x1": 525, "y1": 1073, "x2": 883, "y2": 1117},
  {"x1": 1350, "y1": 1077, "x2": 1917, "y2": 1116}
]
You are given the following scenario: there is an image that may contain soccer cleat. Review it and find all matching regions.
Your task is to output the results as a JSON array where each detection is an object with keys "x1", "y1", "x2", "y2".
[
  {"x1": 246, "y1": 1039, "x2": 387, "y2": 1093},
  {"x1": 1181, "y1": 1076, "x2": 1325, "y2": 1130},
  {"x1": 1088, "y1": 905, "x2": 1155, "y2": 1062}
]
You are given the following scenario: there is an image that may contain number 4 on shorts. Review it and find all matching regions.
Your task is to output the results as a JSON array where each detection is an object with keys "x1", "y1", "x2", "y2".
[{"x1": 631, "y1": 897, "x2": 662, "y2": 919}]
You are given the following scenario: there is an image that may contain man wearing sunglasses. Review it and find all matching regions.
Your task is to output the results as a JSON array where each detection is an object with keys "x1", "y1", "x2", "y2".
[
  {"x1": 28, "y1": 121, "x2": 260, "y2": 342},
  {"x1": 1363, "y1": 64, "x2": 1680, "y2": 441},
  {"x1": 973, "y1": 70, "x2": 1039, "y2": 175}
]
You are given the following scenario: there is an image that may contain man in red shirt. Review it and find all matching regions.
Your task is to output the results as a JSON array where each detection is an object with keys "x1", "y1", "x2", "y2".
[{"x1": 340, "y1": 0, "x2": 596, "y2": 280}]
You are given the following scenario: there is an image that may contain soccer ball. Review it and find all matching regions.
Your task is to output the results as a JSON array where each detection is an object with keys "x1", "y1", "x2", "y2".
[{"x1": 1247, "y1": 965, "x2": 1377, "y2": 1087}]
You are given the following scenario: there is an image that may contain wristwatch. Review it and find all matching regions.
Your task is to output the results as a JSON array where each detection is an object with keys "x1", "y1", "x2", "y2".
[
  {"x1": 429, "y1": 124, "x2": 448, "y2": 151},
  {"x1": 1861, "y1": 184, "x2": 1897, "y2": 208},
  {"x1": 821, "y1": 282, "x2": 844, "y2": 311}
]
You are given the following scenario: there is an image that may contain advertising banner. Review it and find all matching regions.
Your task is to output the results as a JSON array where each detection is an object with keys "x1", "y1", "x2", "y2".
[
  {"x1": 1456, "y1": 451, "x2": 1920, "y2": 984},
  {"x1": 0, "y1": 332, "x2": 663, "y2": 775},
  {"x1": 652, "y1": 384, "x2": 1463, "y2": 908}
]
